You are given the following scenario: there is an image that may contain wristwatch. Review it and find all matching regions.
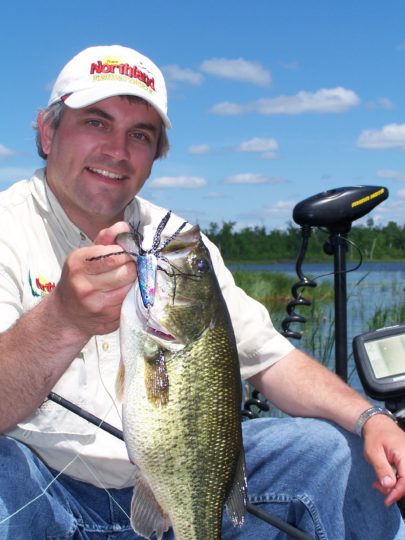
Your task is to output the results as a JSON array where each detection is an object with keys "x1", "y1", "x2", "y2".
[{"x1": 355, "y1": 406, "x2": 398, "y2": 437}]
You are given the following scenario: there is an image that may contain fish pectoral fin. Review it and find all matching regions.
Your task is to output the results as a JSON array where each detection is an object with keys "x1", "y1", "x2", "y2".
[
  {"x1": 130, "y1": 469, "x2": 171, "y2": 539},
  {"x1": 225, "y1": 449, "x2": 248, "y2": 528},
  {"x1": 144, "y1": 349, "x2": 169, "y2": 407},
  {"x1": 115, "y1": 360, "x2": 125, "y2": 402}
]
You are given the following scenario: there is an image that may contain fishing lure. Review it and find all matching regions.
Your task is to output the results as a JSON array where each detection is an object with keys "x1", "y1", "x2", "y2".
[
  {"x1": 87, "y1": 211, "x2": 188, "y2": 308},
  {"x1": 131, "y1": 211, "x2": 189, "y2": 309},
  {"x1": 136, "y1": 252, "x2": 158, "y2": 309}
]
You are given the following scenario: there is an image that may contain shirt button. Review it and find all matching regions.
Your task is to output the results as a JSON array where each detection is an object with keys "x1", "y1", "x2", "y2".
[{"x1": 102, "y1": 341, "x2": 110, "y2": 352}]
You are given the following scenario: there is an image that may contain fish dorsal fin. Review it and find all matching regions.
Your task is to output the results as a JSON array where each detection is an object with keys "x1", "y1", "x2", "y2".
[
  {"x1": 115, "y1": 360, "x2": 126, "y2": 402},
  {"x1": 225, "y1": 449, "x2": 248, "y2": 527},
  {"x1": 130, "y1": 468, "x2": 171, "y2": 539}
]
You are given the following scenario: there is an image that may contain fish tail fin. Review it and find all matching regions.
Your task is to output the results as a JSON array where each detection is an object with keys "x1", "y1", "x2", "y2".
[
  {"x1": 225, "y1": 450, "x2": 248, "y2": 527},
  {"x1": 115, "y1": 360, "x2": 126, "y2": 402},
  {"x1": 130, "y1": 468, "x2": 171, "y2": 539}
]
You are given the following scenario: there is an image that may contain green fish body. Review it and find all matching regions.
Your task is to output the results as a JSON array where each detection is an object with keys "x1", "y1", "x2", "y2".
[{"x1": 117, "y1": 224, "x2": 247, "y2": 539}]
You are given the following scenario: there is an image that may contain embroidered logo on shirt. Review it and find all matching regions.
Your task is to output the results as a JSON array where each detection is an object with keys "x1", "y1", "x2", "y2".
[{"x1": 29, "y1": 272, "x2": 56, "y2": 297}]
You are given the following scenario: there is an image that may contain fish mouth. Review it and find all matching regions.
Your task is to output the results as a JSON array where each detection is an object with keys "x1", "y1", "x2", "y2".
[
  {"x1": 146, "y1": 326, "x2": 176, "y2": 341},
  {"x1": 134, "y1": 286, "x2": 178, "y2": 343}
]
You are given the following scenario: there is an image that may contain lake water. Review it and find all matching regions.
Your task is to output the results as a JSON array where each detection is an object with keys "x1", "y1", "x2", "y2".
[{"x1": 231, "y1": 261, "x2": 405, "y2": 398}]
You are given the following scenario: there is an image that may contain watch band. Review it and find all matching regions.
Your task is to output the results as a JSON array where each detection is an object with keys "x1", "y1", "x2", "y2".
[{"x1": 355, "y1": 406, "x2": 397, "y2": 437}]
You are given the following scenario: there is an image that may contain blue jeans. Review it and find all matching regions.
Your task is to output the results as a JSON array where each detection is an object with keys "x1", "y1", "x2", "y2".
[{"x1": 0, "y1": 418, "x2": 404, "y2": 539}]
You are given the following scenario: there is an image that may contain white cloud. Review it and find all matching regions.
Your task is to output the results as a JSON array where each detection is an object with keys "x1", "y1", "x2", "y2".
[
  {"x1": 162, "y1": 65, "x2": 203, "y2": 86},
  {"x1": 357, "y1": 124, "x2": 405, "y2": 150},
  {"x1": 365, "y1": 98, "x2": 394, "y2": 110},
  {"x1": 188, "y1": 144, "x2": 211, "y2": 155},
  {"x1": 369, "y1": 194, "x2": 405, "y2": 225},
  {"x1": 211, "y1": 87, "x2": 360, "y2": 116},
  {"x1": 148, "y1": 176, "x2": 207, "y2": 189},
  {"x1": 204, "y1": 191, "x2": 223, "y2": 199},
  {"x1": 224, "y1": 173, "x2": 284, "y2": 185},
  {"x1": 377, "y1": 169, "x2": 405, "y2": 182},
  {"x1": 235, "y1": 137, "x2": 279, "y2": 159},
  {"x1": 0, "y1": 144, "x2": 15, "y2": 159},
  {"x1": 210, "y1": 102, "x2": 245, "y2": 116},
  {"x1": 200, "y1": 58, "x2": 271, "y2": 86},
  {"x1": 237, "y1": 199, "x2": 297, "y2": 228},
  {"x1": 263, "y1": 200, "x2": 297, "y2": 217}
]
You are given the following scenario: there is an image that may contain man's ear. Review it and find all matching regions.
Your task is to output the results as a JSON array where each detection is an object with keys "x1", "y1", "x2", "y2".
[{"x1": 36, "y1": 111, "x2": 54, "y2": 157}]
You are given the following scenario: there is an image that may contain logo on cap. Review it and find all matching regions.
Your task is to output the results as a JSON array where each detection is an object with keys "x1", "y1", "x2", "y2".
[{"x1": 90, "y1": 56, "x2": 156, "y2": 93}]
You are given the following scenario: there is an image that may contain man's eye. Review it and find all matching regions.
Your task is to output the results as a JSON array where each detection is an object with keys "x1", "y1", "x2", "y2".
[
  {"x1": 87, "y1": 119, "x2": 104, "y2": 128},
  {"x1": 130, "y1": 131, "x2": 150, "y2": 142}
]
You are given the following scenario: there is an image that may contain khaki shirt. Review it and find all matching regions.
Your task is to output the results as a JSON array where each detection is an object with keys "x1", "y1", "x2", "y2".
[{"x1": 0, "y1": 169, "x2": 294, "y2": 488}]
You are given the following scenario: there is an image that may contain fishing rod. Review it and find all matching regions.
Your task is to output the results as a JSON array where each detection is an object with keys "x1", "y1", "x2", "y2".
[{"x1": 47, "y1": 391, "x2": 314, "y2": 540}]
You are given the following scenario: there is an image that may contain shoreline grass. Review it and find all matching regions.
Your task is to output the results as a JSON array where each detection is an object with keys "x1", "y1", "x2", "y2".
[{"x1": 232, "y1": 268, "x2": 404, "y2": 368}]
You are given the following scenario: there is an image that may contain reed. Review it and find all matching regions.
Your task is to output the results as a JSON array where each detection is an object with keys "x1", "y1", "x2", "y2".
[{"x1": 234, "y1": 268, "x2": 405, "y2": 417}]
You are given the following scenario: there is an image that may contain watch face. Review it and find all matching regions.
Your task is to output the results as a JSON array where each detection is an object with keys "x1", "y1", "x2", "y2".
[{"x1": 364, "y1": 334, "x2": 405, "y2": 380}]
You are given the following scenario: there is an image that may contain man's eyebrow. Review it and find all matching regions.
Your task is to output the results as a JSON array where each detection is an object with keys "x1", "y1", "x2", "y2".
[
  {"x1": 83, "y1": 107, "x2": 113, "y2": 120},
  {"x1": 132, "y1": 122, "x2": 159, "y2": 134}
]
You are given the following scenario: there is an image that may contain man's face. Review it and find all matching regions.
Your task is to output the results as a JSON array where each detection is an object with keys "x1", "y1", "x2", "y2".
[{"x1": 39, "y1": 96, "x2": 161, "y2": 237}]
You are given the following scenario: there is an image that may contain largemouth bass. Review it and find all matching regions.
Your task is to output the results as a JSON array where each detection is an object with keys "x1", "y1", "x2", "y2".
[{"x1": 116, "y1": 213, "x2": 247, "y2": 539}]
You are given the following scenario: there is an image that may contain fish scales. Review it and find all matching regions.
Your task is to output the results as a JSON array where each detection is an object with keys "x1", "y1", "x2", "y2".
[{"x1": 117, "y1": 221, "x2": 246, "y2": 539}]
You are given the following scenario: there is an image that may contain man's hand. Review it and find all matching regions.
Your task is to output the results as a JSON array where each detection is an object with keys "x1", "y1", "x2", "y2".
[
  {"x1": 0, "y1": 222, "x2": 137, "y2": 430},
  {"x1": 250, "y1": 350, "x2": 405, "y2": 507},
  {"x1": 51, "y1": 222, "x2": 137, "y2": 338},
  {"x1": 363, "y1": 414, "x2": 405, "y2": 506}
]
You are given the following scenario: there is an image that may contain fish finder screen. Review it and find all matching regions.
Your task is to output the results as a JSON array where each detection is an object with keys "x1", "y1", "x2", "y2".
[{"x1": 364, "y1": 334, "x2": 405, "y2": 380}]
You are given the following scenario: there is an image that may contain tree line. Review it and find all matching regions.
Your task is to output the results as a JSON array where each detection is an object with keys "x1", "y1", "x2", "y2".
[{"x1": 203, "y1": 219, "x2": 405, "y2": 262}]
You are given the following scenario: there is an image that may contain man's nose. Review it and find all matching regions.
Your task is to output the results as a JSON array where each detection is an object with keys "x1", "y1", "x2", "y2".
[{"x1": 102, "y1": 131, "x2": 130, "y2": 161}]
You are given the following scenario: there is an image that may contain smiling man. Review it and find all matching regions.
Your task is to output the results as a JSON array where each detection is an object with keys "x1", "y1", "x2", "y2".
[
  {"x1": 38, "y1": 97, "x2": 161, "y2": 239},
  {"x1": 0, "y1": 45, "x2": 405, "y2": 539}
]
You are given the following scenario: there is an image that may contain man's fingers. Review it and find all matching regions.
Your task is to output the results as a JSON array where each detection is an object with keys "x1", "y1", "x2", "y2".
[
  {"x1": 94, "y1": 222, "x2": 130, "y2": 245},
  {"x1": 364, "y1": 418, "x2": 405, "y2": 505},
  {"x1": 83, "y1": 246, "x2": 134, "y2": 275},
  {"x1": 87, "y1": 261, "x2": 136, "y2": 297}
]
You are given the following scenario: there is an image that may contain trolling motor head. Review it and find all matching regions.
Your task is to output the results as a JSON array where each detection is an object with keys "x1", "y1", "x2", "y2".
[
  {"x1": 282, "y1": 185, "x2": 389, "y2": 361},
  {"x1": 293, "y1": 186, "x2": 389, "y2": 232}
]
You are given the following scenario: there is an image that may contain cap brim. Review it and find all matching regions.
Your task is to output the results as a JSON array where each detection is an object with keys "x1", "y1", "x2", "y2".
[{"x1": 62, "y1": 85, "x2": 171, "y2": 129}]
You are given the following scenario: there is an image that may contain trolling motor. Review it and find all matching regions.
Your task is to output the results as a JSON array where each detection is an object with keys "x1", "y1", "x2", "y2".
[{"x1": 281, "y1": 186, "x2": 389, "y2": 381}]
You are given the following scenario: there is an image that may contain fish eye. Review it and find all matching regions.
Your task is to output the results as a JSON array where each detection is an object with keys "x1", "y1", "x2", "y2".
[{"x1": 196, "y1": 258, "x2": 209, "y2": 272}]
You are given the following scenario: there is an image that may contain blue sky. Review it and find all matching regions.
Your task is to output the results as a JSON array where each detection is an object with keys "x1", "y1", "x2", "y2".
[{"x1": 2, "y1": 1, "x2": 405, "y2": 231}]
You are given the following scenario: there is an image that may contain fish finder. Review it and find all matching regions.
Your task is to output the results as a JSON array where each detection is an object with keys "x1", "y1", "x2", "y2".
[{"x1": 353, "y1": 325, "x2": 405, "y2": 403}]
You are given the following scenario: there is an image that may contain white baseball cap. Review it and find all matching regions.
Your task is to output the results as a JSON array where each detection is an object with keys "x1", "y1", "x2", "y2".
[{"x1": 49, "y1": 45, "x2": 171, "y2": 128}]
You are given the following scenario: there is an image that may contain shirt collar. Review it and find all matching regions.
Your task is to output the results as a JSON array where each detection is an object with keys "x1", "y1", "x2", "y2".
[
  {"x1": 30, "y1": 168, "x2": 141, "y2": 248},
  {"x1": 29, "y1": 168, "x2": 89, "y2": 247}
]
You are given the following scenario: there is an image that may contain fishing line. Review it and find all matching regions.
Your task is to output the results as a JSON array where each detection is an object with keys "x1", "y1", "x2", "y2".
[
  {"x1": 3, "y1": 215, "x2": 185, "y2": 528},
  {"x1": 6, "y1": 211, "x2": 315, "y2": 537},
  {"x1": 0, "y1": 445, "x2": 80, "y2": 525},
  {"x1": 73, "y1": 450, "x2": 131, "y2": 523},
  {"x1": 96, "y1": 345, "x2": 123, "y2": 424},
  {"x1": 300, "y1": 235, "x2": 363, "y2": 283},
  {"x1": 0, "y1": 396, "x2": 124, "y2": 526},
  {"x1": 33, "y1": 398, "x2": 316, "y2": 540}
]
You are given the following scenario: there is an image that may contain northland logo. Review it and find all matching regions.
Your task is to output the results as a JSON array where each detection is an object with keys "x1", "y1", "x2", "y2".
[
  {"x1": 90, "y1": 58, "x2": 156, "y2": 91},
  {"x1": 28, "y1": 272, "x2": 56, "y2": 298}
]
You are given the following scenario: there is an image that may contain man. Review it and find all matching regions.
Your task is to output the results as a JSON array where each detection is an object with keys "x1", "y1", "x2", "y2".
[{"x1": 0, "y1": 44, "x2": 404, "y2": 539}]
